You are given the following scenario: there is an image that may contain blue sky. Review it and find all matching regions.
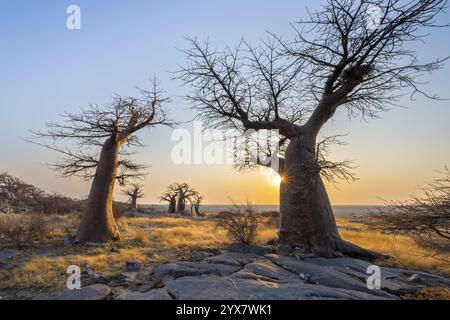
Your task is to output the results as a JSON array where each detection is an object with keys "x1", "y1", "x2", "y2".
[{"x1": 0, "y1": 0, "x2": 449, "y2": 205}]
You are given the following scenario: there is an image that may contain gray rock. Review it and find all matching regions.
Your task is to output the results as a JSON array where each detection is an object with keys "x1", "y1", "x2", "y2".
[
  {"x1": 165, "y1": 276, "x2": 239, "y2": 300},
  {"x1": 264, "y1": 254, "x2": 395, "y2": 298},
  {"x1": 231, "y1": 277, "x2": 387, "y2": 300},
  {"x1": 53, "y1": 284, "x2": 112, "y2": 300},
  {"x1": 227, "y1": 243, "x2": 275, "y2": 256},
  {"x1": 191, "y1": 251, "x2": 213, "y2": 262},
  {"x1": 64, "y1": 234, "x2": 75, "y2": 246},
  {"x1": 115, "y1": 288, "x2": 172, "y2": 300},
  {"x1": 205, "y1": 252, "x2": 255, "y2": 266},
  {"x1": 154, "y1": 261, "x2": 240, "y2": 283},
  {"x1": 125, "y1": 260, "x2": 141, "y2": 272},
  {"x1": 0, "y1": 249, "x2": 18, "y2": 261},
  {"x1": 240, "y1": 258, "x2": 300, "y2": 282}
]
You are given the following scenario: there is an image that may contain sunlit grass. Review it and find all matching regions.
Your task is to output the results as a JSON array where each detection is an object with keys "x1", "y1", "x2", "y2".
[{"x1": 0, "y1": 214, "x2": 449, "y2": 291}]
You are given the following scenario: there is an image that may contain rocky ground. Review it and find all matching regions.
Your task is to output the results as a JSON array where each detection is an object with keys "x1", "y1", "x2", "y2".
[{"x1": 31, "y1": 244, "x2": 450, "y2": 300}]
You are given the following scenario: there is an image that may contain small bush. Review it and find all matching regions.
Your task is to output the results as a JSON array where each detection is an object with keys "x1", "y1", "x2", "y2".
[
  {"x1": 113, "y1": 201, "x2": 128, "y2": 219},
  {"x1": 134, "y1": 229, "x2": 150, "y2": 246},
  {"x1": 215, "y1": 203, "x2": 263, "y2": 245},
  {"x1": 0, "y1": 214, "x2": 49, "y2": 247}
]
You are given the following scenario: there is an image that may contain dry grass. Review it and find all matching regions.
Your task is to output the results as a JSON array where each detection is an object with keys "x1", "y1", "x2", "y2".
[
  {"x1": 0, "y1": 215, "x2": 229, "y2": 290},
  {"x1": 0, "y1": 214, "x2": 449, "y2": 291},
  {"x1": 337, "y1": 218, "x2": 450, "y2": 277}
]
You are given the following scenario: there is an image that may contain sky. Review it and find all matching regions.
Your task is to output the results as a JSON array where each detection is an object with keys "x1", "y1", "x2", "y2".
[{"x1": 0, "y1": 0, "x2": 449, "y2": 205}]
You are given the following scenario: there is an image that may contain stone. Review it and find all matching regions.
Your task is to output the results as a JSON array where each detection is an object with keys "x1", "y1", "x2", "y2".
[
  {"x1": 165, "y1": 276, "x2": 239, "y2": 300},
  {"x1": 64, "y1": 234, "x2": 75, "y2": 246},
  {"x1": 125, "y1": 260, "x2": 141, "y2": 272},
  {"x1": 264, "y1": 254, "x2": 395, "y2": 298},
  {"x1": 53, "y1": 284, "x2": 112, "y2": 300},
  {"x1": 0, "y1": 249, "x2": 18, "y2": 261},
  {"x1": 205, "y1": 252, "x2": 255, "y2": 266},
  {"x1": 154, "y1": 261, "x2": 240, "y2": 283},
  {"x1": 240, "y1": 258, "x2": 300, "y2": 282},
  {"x1": 191, "y1": 251, "x2": 213, "y2": 262},
  {"x1": 115, "y1": 289, "x2": 172, "y2": 300},
  {"x1": 227, "y1": 243, "x2": 275, "y2": 256},
  {"x1": 232, "y1": 277, "x2": 388, "y2": 300}
]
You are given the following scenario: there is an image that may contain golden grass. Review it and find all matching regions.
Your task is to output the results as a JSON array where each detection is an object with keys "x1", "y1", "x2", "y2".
[
  {"x1": 337, "y1": 218, "x2": 450, "y2": 277},
  {"x1": 0, "y1": 214, "x2": 449, "y2": 291}
]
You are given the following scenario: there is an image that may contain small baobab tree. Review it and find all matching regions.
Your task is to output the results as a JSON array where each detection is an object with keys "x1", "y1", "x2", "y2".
[
  {"x1": 160, "y1": 183, "x2": 202, "y2": 216},
  {"x1": 177, "y1": 0, "x2": 448, "y2": 258},
  {"x1": 123, "y1": 183, "x2": 145, "y2": 210},
  {"x1": 190, "y1": 193, "x2": 203, "y2": 218},
  {"x1": 29, "y1": 80, "x2": 174, "y2": 243},
  {"x1": 160, "y1": 184, "x2": 178, "y2": 214}
]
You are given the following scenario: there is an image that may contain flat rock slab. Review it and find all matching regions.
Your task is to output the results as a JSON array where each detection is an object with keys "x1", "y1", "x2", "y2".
[
  {"x1": 165, "y1": 276, "x2": 240, "y2": 300},
  {"x1": 154, "y1": 261, "x2": 241, "y2": 283},
  {"x1": 51, "y1": 284, "x2": 112, "y2": 300},
  {"x1": 42, "y1": 244, "x2": 450, "y2": 300},
  {"x1": 115, "y1": 289, "x2": 172, "y2": 300}
]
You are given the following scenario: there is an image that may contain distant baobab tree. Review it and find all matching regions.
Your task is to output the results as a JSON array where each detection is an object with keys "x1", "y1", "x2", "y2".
[
  {"x1": 29, "y1": 79, "x2": 174, "y2": 243},
  {"x1": 160, "y1": 183, "x2": 202, "y2": 216},
  {"x1": 177, "y1": 0, "x2": 448, "y2": 258},
  {"x1": 123, "y1": 183, "x2": 145, "y2": 210},
  {"x1": 160, "y1": 184, "x2": 178, "y2": 214},
  {"x1": 189, "y1": 193, "x2": 203, "y2": 218}
]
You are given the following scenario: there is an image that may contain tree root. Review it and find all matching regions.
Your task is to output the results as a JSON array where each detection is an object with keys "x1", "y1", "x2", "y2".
[
  {"x1": 338, "y1": 240, "x2": 389, "y2": 261},
  {"x1": 269, "y1": 237, "x2": 389, "y2": 261}
]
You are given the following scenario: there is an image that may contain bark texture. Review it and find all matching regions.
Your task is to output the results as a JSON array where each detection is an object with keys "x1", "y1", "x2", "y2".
[
  {"x1": 77, "y1": 139, "x2": 121, "y2": 242},
  {"x1": 279, "y1": 136, "x2": 385, "y2": 260}
]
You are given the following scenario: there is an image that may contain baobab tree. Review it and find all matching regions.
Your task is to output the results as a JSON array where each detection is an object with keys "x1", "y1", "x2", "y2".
[
  {"x1": 123, "y1": 183, "x2": 145, "y2": 210},
  {"x1": 30, "y1": 80, "x2": 173, "y2": 242},
  {"x1": 189, "y1": 193, "x2": 203, "y2": 218},
  {"x1": 174, "y1": 183, "x2": 198, "y2": 214},
  {"x1": 177, "y1": 0, "x2": 448, "y2": 258},
  {"x1": 160, "y1": 185, "x2": 178, "y2": 214},
  {"x1": 160, "y1": 183, "x2": 202, "y2": 216}
]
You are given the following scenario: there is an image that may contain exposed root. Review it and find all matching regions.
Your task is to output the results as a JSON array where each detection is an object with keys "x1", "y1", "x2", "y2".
[
  {"x1": 271, "y1": 236, "x2": 389, "y2": 261},
  {"x1": 339, "y1": 240, "x2": 389, "y2": 261}
]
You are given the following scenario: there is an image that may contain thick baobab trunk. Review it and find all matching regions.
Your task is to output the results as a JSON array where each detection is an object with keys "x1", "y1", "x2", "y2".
[
  {"x1": 130, "y1": 196, "x2": 138, "y2": 210},
  {"x1": 177, "y1": 191, "x2": 186, "y2": 213},
  {"x1": 279, "y1": 135, "x2": 384, "y2": 260},
  {"x1": 194, "y1": 204, "x2": 200, "y2": 217},
  {"x1": 77, "y1": 138, "x2": 121, "y2": 243},
  {"x1": 168, "y1": 198, "x2": 176, "y2": 213}
]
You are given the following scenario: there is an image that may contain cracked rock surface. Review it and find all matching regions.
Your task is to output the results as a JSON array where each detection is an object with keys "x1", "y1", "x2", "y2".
[{"x1": 37, "y1": 244, "x2": 450, "y2": 300}]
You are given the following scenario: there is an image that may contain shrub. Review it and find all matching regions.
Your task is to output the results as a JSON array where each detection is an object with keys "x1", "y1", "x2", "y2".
[
  {"x1": 215, "y1": 203, "x2": 263, "y2": 245},
  {"x1": 134, "y1": 229, "x2": 151, "y2": 246},
  {"x1": 113, "y1": 201, "x2": 128, "y2": 219},
  {"x1": 0, "y1": 214, "x2": 49, "y2": 247},
  {"x1": 369, "y1": 168, "x2": 450, "y2": 244}
]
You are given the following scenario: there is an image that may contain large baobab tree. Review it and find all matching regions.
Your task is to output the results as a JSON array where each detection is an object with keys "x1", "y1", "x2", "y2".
[
  {"x1": 30, "y1": 80, "x2": 173, "y2": 243},
  {"x1": 177, "y1": 0, "x2": 448, "y2": 258},
  {"x1": 123, "y1": 183, "x2": 145, "y2": 210}
]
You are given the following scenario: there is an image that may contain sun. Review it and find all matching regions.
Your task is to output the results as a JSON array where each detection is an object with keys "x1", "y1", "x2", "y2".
[
  {"x1": 270, "y1": 173, "x2": 283, "y2": 185},
  {"x1": 260, "y1": 167, "x2": 283, "y2": 186}
]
